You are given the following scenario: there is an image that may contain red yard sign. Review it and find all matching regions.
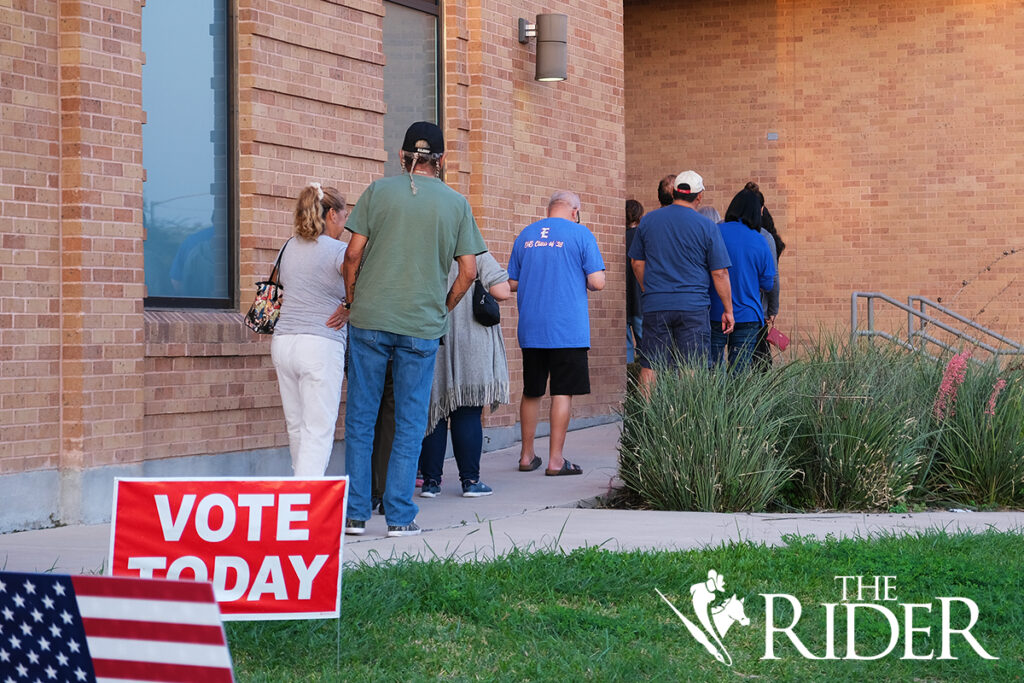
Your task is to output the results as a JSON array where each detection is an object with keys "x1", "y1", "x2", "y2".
[{"x1": 109, "y1": 478, "x2": 348, "y2": 621}]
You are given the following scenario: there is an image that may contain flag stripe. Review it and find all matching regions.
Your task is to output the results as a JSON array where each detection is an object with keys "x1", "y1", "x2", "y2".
[
  {"x1": 83, "y1": 617, "x2": 226, "y2": 645},
  {"x1": 77, "y1": 595, "x2": 223, "y2": 624},
  {"x1": 86, "y1": 637, "x2": 233, "y2": 668},
  {"x1": 74, "y1": 575, "x2": 216, "y2": 603},
  {"x1": 92, "y1": 659, "x2": 234, "y2": 683}
]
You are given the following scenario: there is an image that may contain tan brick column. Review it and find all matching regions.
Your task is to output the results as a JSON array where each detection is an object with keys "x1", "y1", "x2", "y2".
[{"x1": 58, "y1": 0, "x2": 146, "y2": 521}]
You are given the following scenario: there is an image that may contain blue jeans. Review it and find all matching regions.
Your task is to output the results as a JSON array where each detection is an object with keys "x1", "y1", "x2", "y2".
[
  {"x1": 710, "y1": 321, "x2": 762, "y2": 372},
  {"x1": 344, "y1": 325, "x2": 439, "y2": 526},
  {"x1": 418, "y1": 405, "x2": 485, "y2": 485},
  {"x1": 639, "y1": 309, "x2": 711, "y2": 369},
  {"x1": 626, "y1": 315, "x2": 642, "y2": 363}
]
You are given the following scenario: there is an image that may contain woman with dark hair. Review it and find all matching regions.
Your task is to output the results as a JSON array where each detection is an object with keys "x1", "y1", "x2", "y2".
[
  {"x1": 744, "y1": 182, "x2": 784, "y2": 369},
  {"x1": 271, "y1": 182, "x2": 349, "y2": 476},
  {"x1": 625, "y1": 199, "x2": 645, "y2": 363},
  {"x1": 710, "y1": 188, "x2": 776, "y2": 371}
]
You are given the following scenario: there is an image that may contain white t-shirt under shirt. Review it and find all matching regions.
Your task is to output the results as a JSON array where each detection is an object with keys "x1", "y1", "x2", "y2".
[{"x1": 274, "y1": 234, "x2": 347, "y2": 344}]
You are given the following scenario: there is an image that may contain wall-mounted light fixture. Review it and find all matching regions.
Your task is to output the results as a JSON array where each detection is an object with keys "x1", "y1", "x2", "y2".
[{"x1": 518, "y1": 14, "x2": 568, "y2": 82}]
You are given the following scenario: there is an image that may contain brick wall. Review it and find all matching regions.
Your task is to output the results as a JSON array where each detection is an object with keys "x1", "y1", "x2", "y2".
[
  {"x1": 142, "y1": 0, "x2": 388, "y2": 461},
  {"x1": 1, "y1": 0, "x2": 624, "y2": 528},
  {"x1": 0, "y1": 0, "x2": 145, "y2": 490},
  {"x1": 0, "y1": 0, "x2": 61, "y2": 476},
  {"x1": 141, "y1": 0, "x2": 627, "y2": 462},
  {"x1": 625, "y1": 0, "x2": 1024, "y2": 348},
  {"x1": 458, "y1": 0, "x2": 627, "y2": 426}
]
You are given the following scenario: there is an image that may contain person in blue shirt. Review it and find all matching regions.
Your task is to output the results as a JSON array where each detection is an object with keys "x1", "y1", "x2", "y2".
[
  {"x1": 628, "y1": 170, "x2": 734, "y2": 395},
  {"x1": 508, "y1": 191, "x2": 606, "y2": 477},
  {"x1": 710, "y1": 188, "x2": 777, "y2": 371}
]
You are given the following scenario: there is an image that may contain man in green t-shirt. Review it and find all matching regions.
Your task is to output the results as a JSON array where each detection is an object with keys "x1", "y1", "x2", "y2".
[{"x1": 331, "y1": 121, "x2": 486, "y2": 538}]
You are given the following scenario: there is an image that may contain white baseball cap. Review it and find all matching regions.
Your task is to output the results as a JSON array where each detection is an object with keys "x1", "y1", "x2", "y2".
[{"x1": 674, "y1": 170, "x2": 705, "y2": 194}]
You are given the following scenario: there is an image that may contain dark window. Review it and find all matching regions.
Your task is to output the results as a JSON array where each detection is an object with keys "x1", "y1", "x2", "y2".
[
  {"x1": 142, "y1": 0, "x2": 233, "y2": 307},
  {"x1": 382, "y1": 0, "x2": 440, "y2": 177}
]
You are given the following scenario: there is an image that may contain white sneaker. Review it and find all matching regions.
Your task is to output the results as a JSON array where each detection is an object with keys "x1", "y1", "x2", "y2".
[{"x1": 386, "y1": 522, "x2": 422, "y2": 537}]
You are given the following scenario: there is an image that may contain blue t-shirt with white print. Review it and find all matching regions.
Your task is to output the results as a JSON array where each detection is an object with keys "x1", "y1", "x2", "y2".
[{"x1": 508, "y1": 217, "x2": 605, "y2": 348}]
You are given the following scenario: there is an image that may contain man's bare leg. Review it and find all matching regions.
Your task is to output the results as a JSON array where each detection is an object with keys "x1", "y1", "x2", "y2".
[
  {"x1": 638, "y1": 366, "x2": 657, "y2": 399},
  {"x1": 519, "y1": 394, "x2": 541, "y2": 468},
  {"x1": 546, "y1": 394, "x2": 572, "y2": 472}
]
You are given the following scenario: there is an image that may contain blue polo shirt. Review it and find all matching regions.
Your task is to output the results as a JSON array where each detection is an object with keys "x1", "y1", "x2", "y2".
[
  {"x1": 628, "y1": 205, "x2": 731, "y2": 312},
  {"x1": 508, "y1": 217, "x2": 605, "y2": 348},
  {"x1": 709, "y1": 221, "x2": 777, "y2": 324}
]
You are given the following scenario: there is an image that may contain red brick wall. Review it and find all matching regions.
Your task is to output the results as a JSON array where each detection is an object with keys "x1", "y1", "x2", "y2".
[{"x1": 625, "y1": 0, "x2": 1024, "y2": 348}]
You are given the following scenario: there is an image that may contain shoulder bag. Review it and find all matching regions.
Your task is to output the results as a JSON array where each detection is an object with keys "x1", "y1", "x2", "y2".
[
  {"x1": 244, "y1": 239, "x2": 291, "y2": 334},
  {"x1": 471, "y1": 279, "x2": 500, "y2": 327}
]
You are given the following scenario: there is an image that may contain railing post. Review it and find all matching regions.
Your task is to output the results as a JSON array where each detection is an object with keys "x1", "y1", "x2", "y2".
[
  {"x1": 851, "y1": 292, "x2": 858, "y2": 345},
  {"x1": 907, "y1": 297, "x2": 915, "y2": 349},
  {"x1": 867, "y1": 297, "x2": 875, "y2": 343}
]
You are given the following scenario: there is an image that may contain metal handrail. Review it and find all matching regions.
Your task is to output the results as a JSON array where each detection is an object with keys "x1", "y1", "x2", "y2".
[
  {"x1": 850, "y1": 291, "x2": 1024, "y2": 363},
  {"x1": 908, "y1": 295, "x2": 1024, "y2": 353}
]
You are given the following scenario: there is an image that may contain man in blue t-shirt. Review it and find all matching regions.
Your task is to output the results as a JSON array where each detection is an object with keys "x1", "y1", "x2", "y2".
[
  {"x1": 628, "y1": 170, "x2": 734, "y2": 393},
  {"x1": 508, "y1": 190, "x2": 606, "y2": 477}
]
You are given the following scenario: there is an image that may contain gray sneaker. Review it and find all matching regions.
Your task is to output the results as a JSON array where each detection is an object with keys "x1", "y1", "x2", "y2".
[
  {"x1": 420, "y1": 481, "x2": 440, "y2": 498},
  {"x1": 386, "y1": 521, "x2": 422, "y2": 537},
  {"x1": 461, "y1": 481, "x2": 493, "y2": 497},
  {"x1": 345, "y1": 519, "x2": 366, "y2": 536}
]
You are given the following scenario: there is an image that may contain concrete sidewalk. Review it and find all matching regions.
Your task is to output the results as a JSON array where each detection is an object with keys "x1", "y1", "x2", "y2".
[{"x1": 2, "y1": 421, "x2": 1023, "y2": 573}]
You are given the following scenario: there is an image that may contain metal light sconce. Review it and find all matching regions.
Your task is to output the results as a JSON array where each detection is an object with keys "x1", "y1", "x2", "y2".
[{"x1": 518, "y1": 14, "x2": 568, "y2": 82}]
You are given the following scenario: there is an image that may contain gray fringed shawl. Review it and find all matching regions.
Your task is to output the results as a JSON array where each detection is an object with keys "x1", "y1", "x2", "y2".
[{"x1": 426, "y1": 252, "x2": 511, "y2": 429}]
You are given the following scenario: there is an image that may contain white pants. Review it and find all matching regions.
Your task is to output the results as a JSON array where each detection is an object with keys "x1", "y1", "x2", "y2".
[{"x1": 271, "y1": 333, "x2": 346, "y2": 477}]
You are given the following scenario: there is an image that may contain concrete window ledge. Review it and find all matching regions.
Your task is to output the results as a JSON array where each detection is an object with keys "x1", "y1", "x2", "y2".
[{"x1": 144, "y1": 309, "x2": 264, "y2": 357}]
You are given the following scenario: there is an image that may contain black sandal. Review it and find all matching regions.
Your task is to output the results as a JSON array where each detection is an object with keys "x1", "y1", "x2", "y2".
[
  {"x1": 545, "y1": 460, "x2": 583, "y2": 476},
  {"x1": 519, "y1": 455, "x2": 542, "y2": 472}
]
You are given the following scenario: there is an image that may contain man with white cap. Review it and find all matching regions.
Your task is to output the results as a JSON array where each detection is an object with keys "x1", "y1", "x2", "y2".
[{"x1": 627, "y1": 170, "x2": 734, "y2": 393}]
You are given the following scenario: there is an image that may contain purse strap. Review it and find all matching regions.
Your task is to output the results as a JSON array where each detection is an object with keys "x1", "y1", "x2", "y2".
[{"x1": 267, "y1": 237, "x2": 292, "y2": 283}]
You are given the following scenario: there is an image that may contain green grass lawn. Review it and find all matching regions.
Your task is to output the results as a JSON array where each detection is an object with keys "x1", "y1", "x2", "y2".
[{"x1": 228, "y1": 531, "x2": 1024, "y2": 681}]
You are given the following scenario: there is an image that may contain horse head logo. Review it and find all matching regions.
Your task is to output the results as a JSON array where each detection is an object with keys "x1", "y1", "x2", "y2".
[{"x1": 656, "y1": 569, "x2": 750, "y2": 666}]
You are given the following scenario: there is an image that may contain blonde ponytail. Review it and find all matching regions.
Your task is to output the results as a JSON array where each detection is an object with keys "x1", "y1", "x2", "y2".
[
  {"x1": 294, "y1": 185, "x2": 325, "y2": 240},
  {"x1": 293, "y1": 184, "x2": 346, "y2": 240}
]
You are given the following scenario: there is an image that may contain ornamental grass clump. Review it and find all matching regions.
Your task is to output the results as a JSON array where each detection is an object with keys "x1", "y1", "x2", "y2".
[
  {"x1": 783, "y1": 340, "x2": 933, "y2": 510},
  {"x1": 929, "y1": 358, "x2": 1024, "y2": 506},
  {"x1": 618, "y1": 363, "x2": 794, "y2": 512}
]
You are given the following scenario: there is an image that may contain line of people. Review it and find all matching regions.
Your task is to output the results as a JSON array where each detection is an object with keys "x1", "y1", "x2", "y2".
[
  {"x1": 268, "y1": 122, "x2": 606, "y2": 538},
  {"x1": 626, "y1": 171, "x2": 785, "y2": 396}
]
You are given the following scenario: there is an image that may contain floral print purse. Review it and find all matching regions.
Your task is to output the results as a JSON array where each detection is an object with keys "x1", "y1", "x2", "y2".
[{"x1": 244, "y1": 239, "x2": 291, "y2": 334}]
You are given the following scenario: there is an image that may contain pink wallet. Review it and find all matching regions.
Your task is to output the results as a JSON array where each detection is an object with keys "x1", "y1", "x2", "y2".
[{"x1": 766, "y1": 327, "x2": 790, "y2": 351}]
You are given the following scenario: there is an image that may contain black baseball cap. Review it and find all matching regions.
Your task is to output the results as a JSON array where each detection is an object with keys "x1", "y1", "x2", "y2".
[{"x1": 402, "y1": 121, "x2": 444, "y2": 155}]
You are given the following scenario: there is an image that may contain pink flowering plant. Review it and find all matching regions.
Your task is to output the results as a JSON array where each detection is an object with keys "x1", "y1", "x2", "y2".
[
  {"x1": 619, "y1": 336, "x2": 1024, "y2": 512},
  {"x1": 932, "y1": 350, "x2": 970, "y2": 420},
  {"x1": 930, "y1": 354, "x2": 1024, "y2": 507}
]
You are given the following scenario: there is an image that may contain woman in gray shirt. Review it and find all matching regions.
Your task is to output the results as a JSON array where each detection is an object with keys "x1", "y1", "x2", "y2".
[{"x1": 270, "y1": 183, "x2": 349, "y2": 476}]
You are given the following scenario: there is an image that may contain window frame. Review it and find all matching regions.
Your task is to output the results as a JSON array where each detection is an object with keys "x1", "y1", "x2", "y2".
[
  {"x1": 143, "y1": 0, "x2": 238, "y2": 310},
  {"x1": 382, "y1": 0, "x2": 442, "y2": 173}
]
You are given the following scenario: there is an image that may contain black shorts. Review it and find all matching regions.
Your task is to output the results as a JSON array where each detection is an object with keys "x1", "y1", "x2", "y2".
[{"x1": 521, "y1": 348, "x2": 591, "y2": 397}]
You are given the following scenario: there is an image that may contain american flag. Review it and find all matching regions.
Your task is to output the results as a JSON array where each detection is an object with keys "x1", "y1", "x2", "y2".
[{"x1": 0, "y1": 571, "x2": 234, "y2": 683}]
